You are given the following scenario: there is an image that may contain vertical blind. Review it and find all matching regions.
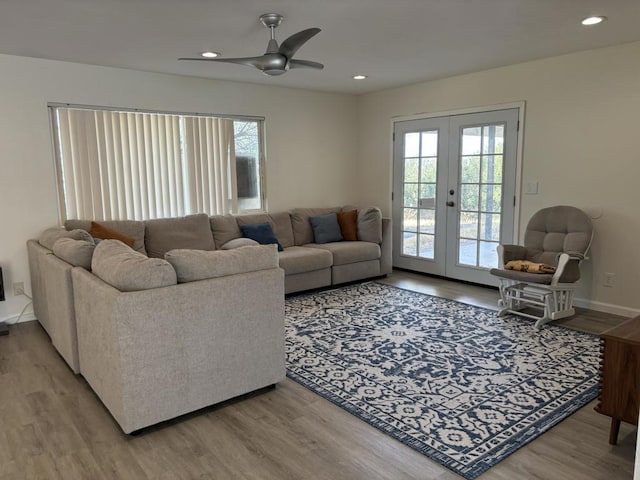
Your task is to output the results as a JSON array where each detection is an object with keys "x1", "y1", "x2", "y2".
[{"x1": 52, "y1": 107, "x2": 236, "y2": 221}]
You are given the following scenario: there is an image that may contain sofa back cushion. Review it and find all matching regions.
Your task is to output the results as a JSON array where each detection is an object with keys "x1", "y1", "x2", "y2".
[
  {"x1": 144, "y1": 213, "x2": 215, "y2": 258},
  {"x1": 65, "y1": 219, "x2": 146, "y2": 255},
  {"x1": 92, "y1": 240, "x2": 177, "y2": 291},
  {"x1": 52, "y1": 237, "x2": 95, "y2": 269},
  {"x1": 357, "y1": 207, "x2": 383, "y2": 244},
  {"x1": 165, "y1": 245, "x2": 279, "y2": 283},
  {"x1": 290, "y1": 207, "x2": 342, "y2": 246},
  {"x1": 40, "y1": 227, "x2": 93, "y2": 250},
  {"x1": 210, "y1": 214, "x2": 242, "y2": 248}
]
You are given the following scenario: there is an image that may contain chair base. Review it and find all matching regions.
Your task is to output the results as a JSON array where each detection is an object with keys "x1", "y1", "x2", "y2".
[{"x1": 497, "y1": 280, "x2": 577, "y2": 329}]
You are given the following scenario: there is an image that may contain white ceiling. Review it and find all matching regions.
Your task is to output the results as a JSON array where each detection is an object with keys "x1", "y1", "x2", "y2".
[{"x1": 1, "y1": 0, "x2": 639, "y2": 95}]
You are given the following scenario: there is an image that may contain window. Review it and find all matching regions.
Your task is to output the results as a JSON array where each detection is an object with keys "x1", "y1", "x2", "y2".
[{"x1": 50, "y1": 105, "x2": 264, "y2": 221}]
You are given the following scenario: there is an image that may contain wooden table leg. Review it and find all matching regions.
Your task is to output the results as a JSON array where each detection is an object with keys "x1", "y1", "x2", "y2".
[{"x1": 609, "y1": 418, "x2": 620, "y2": 445}]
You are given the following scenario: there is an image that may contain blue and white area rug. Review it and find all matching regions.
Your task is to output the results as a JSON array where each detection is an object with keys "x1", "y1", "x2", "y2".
[{"x1": 284, "y1": 282, "x2": 600, "y2": 479}]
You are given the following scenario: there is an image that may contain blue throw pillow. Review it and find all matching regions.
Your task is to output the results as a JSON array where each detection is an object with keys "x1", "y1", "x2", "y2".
[
  {"x1": 240, "y1": 223, "x2": 283, "y2": 251},
  {"x1": 309, "y1": 213, "x2": 344, "y2": 244}
]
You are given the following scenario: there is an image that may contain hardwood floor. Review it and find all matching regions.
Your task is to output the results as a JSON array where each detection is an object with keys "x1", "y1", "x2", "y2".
[{"x1": 0, "y1": 270, "x2": 636, "y2": 479}]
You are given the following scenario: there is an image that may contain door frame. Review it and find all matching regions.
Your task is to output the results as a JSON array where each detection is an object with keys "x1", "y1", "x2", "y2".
[{"x1": 389, "y1": 102, "x2": 526, "y2": 247}]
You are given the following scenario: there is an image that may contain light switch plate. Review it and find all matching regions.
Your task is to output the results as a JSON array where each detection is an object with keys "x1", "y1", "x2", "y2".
[{"x1": 525, "y1": 181, "x2": 539, "y2": 195}]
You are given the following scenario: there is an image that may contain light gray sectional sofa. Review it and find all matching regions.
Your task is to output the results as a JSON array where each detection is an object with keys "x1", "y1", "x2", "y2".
[{"x1": 26, "y1": 206, "x2": 390, "y2": 433}]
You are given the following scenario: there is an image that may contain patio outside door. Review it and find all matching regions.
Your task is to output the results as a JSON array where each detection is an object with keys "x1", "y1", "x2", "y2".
[{"x1": 392, "y1": 108, "x2": 519, "y2": 286}]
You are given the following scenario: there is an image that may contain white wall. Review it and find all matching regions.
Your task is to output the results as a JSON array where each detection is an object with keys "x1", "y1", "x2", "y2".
[
  {"x1": 0, "y1": 54, "x2": 358, "y2": 323},
  {"x1": 357, "y1": 41, "x2": 640, "y2": 316}
]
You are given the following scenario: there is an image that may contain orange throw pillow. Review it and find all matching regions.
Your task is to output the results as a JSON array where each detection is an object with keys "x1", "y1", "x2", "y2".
[
  {"x1": 337, "y1": 210, "x2": 358, "y2": 241},
  {"x1": 90, "y1": 221, "x2": 135, "y2": 248}
]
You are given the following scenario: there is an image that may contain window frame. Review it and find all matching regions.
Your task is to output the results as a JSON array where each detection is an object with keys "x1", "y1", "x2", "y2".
[{"x1": 48, "y1": 102, "x2": 267, "y2": 221}]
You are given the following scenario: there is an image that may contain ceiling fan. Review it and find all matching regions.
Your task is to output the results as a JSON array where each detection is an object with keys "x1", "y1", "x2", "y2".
[{"x1": 179, "y1": 13, "x2": 324, "y2": 76}]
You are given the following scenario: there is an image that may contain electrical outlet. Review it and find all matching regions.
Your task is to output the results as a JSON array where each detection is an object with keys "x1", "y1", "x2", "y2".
[
  {"x1": 13, "y1": 282, "x2": 25, "y2": 296},
  {"x1": 603, "y1": 273, "x2": 616, "y2": 288}
]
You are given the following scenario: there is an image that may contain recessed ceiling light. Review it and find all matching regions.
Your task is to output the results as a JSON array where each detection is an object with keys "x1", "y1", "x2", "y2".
[
  {"x1": 581, "y1": 16, "x2": 606, "y2": 26},
  {"x1": 201, "y1": 51, "x2": 220, "y2": 58},
  {"x1": 353, "y1": 74, "x2": 367, "y2": 80}
]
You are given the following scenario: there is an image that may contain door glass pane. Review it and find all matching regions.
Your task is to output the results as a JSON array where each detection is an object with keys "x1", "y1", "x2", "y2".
[
  {"x1": 481, "y1": 155, "x2": 503, "y2": 184},
  {"x1": 404, "y1": 132, "x2": 420, "y2": 157},
  {"x1": 420, "y1": 158, "x2": 437, "y2": 183},
  {"x1": 419, "y1": 209, "x2": 435, "y2": 234},
  {"x1": 459, "y1": 212, "x2": 479, "y2": 238},
  {"x1": 479, "y1": 241, "x2": 499, "y2": 268},
  {"x1": 460, "y1": 156, "x2": 480, "y2": 183},
  {"x1": 403, "y1": 232, "x2": 417, "y2": 256},
  {"x1": 418, "y1": 234, "x2": 434, "y2": 259},
  {"x1": 462, "y1": 127, "x2": 482, "y2": 155},
  {"x1": 404, "y1": 184, "x2": 418, "y2": 208},
  {"x1": 480, "y1": 185, "x2": 502, "y2": 213},
  {"x1": 421, "y1": 131, "x2": 438, "y2": 157},
  {"x1": 403, "y1": 208, "x2": 418, "y2": 232},
  {"x1": 460, "y1": 184, "x2": 479, "y2": 211},
  {"x1": 482, "y1": 125, "x2": 504, "y2": 154},
  {"x1": 404, "y1": 158, "x2": 419, "y2": 182},
  {"x1": 458, "y1": 239, "x2": 477, "y2": 266},
  {"x1": 420, "y1": 183, "x2": 436, "y2": 200},
  {"x1": 480, "y1": 214, "x2": 501, "y2": 241}
]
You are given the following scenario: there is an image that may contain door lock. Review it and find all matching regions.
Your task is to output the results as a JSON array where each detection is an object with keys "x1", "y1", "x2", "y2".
[{"x1": 446, "y1": 201, "x2": 455, "y2": 207}]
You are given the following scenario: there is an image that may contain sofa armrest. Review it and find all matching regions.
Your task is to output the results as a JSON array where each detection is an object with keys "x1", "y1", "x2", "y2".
[
  {"x1": 380, "y1": 218, "x2": 392, "y2": 275},
  {"x1": 72, "y1": 266, "x2": 285, "y2": 433}
]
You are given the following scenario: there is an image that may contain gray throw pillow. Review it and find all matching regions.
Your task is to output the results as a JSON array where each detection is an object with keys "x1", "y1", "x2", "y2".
[
  {"x1": 309, "y1": 213, "x2": 344, "y2": 244},
  {"x1": 91, "y1": 240, "x2": 177, "y2": 292},
  {"x1": 52, "y1": 237, "x2": 95, "y2": 269}
]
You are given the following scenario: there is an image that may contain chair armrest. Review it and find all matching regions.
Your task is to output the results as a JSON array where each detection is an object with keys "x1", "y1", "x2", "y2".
[
  {"x1": 497, "y1": 244, "x2": 527, "y2": 266},
  {"x1": 551, "y1": 253, "x2": 583, "y2": 285}
]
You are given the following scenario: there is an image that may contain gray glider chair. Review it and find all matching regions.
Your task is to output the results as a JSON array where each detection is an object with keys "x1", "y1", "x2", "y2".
[{"x1": 489, "y1": 206, "x2": 593, "y2": 328}]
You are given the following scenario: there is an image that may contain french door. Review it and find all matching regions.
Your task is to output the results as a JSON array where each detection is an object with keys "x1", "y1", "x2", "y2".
[{"x1": 392, "y1": 108, "x2": 519, "y2": 286}]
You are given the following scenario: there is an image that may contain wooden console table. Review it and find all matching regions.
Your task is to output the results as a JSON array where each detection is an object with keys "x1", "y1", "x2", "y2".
[{"x1": 594, "y1": 315, "x2": 640, "y2": 444}]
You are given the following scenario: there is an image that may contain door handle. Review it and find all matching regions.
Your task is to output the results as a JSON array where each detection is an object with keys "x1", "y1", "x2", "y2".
[{"x1": 446, "y1": 201, "x2": 455, "y2": 207}]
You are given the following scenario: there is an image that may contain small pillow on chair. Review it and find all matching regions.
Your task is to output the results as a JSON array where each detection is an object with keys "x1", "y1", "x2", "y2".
[
  {"x1": 309, "y1": 213, "x2": 344, "y2": 244},
  {"x1": 505, "y1": 260, "x2": 556, "y2": 274},
  {"x1": 240, "y1": 223, "x2": 283, "y2": 251},
  {"x1": 337, "y1": 210, "x2": 358, "y2": 241}
]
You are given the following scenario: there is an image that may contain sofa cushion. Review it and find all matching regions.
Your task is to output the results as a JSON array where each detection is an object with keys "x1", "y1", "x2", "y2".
[
  {"x1": 240, "y1": 223, "x2": 283, "y2": 251},
  {"x1": 92, "y1": 240, "x2": 177, "y2": 292},
  {"x1": 337, "y1": 210, "x2": 358, "y2": 241},
  {"x1": 40, "y1": 227, "x2": 93, "y2": 250},
  {"x1": 309, "y1": 213, "x2": 343, "y2": 244},
  {"x1": 220, "y1": 238, "x2": 259, "y2": 250},
  {"x1": 236, "y1": 211, "x2": 295, "y2": 248},
  {"x1": 305, "y1": 241, "x2": 381, "y2": 266},
  {"x1": 357, "y1": 207, "x2": 383, "y2": 244},
  {"x1": 52, "y1": 237, "x2": 95, "y2": 269},
  {"x1": 290, "y1": 207, "x2": 342, "y2": 246},
  {"x1": 65, "y1": 219, "x2": 146, "y2": 255},
  {"x1": 210, "y1": 214, "x2": 242, "y2": 248},
  {"x1": 278, "y1": 246, "x2": 333, "y2": 275},
  {"x1": 145, "y1": 214, "x2": 215, "y2": 258},
  {"x1": 164, "y1": 245, "x2": 278, "y2": 283},
  {"x1": 90, "y1": 221, "x2": 135, "y2": 248}
]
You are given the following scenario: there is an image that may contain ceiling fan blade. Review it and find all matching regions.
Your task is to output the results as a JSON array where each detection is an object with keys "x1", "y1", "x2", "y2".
[
  {"x1": 289, "y1": 59, "x2": 324, "y2": 70},
  {"x1": 179, "y1": 56, "x2": 267, "y2": 68},
  {"x1": 278, "y1": 28, "x2": 321, "y2": 59}
]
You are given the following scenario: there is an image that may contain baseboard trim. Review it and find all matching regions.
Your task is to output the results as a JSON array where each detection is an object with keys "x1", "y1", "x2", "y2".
[
  {"x1": 574, "y1": 298, "x2": 640, "y2": 318},
  {"x1": 0, "y1": 312, "x2": 36, "y2": 324}
]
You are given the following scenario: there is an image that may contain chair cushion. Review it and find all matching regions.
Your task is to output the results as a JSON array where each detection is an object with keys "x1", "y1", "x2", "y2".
[
  {"x1": 357, "y1": 207, "x2": 383, "y2": 243},
  {"x1": 290, "y1": 207, "x2": 342, "y2": 245},
  {"x1": 145, "y1": 214, "x2": 215, "y2": 258},
  {"x1": 278, "y1": 246, "x2": 332, "y2": 275},
  {"x1": 236, "y1": 211, "x2": 295, "y2": 248},
  {"x1": 220, "y1": 238, "x2": 259, "y2": 250},
  {"x1": 52, "y1": 237, "x2": 95, "y2": 269},
  {"x1": 210, "y1": 214, "x2": 242, "y2": 248},
  {"x1": 305, "y1": 242, "x2": 381, "y2": 266},
  {"x1": 489, "y1": 268, "x2": 554, "y2": 285}
]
